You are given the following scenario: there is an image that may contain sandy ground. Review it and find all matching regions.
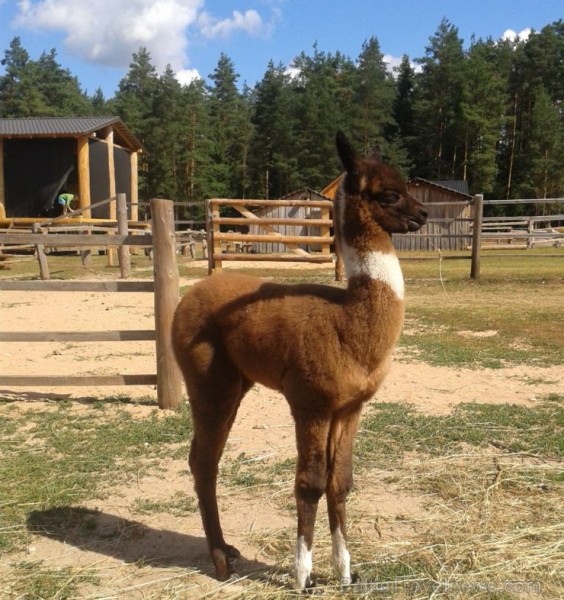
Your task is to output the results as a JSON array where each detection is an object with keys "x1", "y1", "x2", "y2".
[{"x1": 0, "y1": 274, "x2": 562, "y2": 597}]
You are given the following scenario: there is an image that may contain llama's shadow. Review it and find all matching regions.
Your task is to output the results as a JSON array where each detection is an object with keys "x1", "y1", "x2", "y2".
[{"x1": 26, "y1": 507, "x2": 279, "y2": 583}]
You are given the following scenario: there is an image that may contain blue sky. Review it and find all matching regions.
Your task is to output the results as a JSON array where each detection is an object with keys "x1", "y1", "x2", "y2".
[{"x1": 0, "y1": 0, "x2": 562, "y2": 98}]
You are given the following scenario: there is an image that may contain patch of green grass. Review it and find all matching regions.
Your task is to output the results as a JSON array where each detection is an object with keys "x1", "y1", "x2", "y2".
[
  {"x1": 0, "y1": 400, "x2": 191, "y2": 554},
  {"x1": 222, "y1": 452, "x2": 269, "y2": 488},
  {"x1": 357, "y1": 402, "x2": 563, "y2": 465},
  {"x1": 543, "y1": 393, "x2": 564, "y2": 404},
  {"x1": 401, "y1": 278, "x2": 563, "y2": 368},
  {"x1": 132, "y1": 491, "x2": 197, "y2": 516}
]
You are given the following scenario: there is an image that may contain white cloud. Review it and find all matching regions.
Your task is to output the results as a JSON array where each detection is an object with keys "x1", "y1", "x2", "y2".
[
  {"x1": 501, "y1": 28, "x2": 532, "y2": 43},
  {"x1": 12, "y1": 0, "x2": 271, "y2": 84},
  {"x1": 176, "y1": 68, "x2": 201, "y2": 86},
  {"x1": 198, "y1": 9, "x2": 264, "y2": 38},
  {"x1": 383, "y1": 54, "x2": 422, "y2": 77}
]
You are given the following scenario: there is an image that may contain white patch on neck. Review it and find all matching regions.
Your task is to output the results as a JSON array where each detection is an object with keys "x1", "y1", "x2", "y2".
[
  {"x1": 331, "y1": 528, "x2": 351, "y2": 584},
  {"x1": 335, "y1": 184, "x2": 405, "y2": 301},
  {"x1": 294, "y1": 535, "x2": 313, "y2": 589},
  {"x1": 341, "y1": 243, "x2": 405, "y2": 300}
]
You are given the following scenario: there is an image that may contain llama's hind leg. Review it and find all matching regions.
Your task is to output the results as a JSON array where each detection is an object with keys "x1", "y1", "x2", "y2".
[
  {"x1": 188, "y1": 370, "x2": 252, "y2": 580},
  {"x1": 326, "y1": 408, "x2": 362, "y2": 586}
]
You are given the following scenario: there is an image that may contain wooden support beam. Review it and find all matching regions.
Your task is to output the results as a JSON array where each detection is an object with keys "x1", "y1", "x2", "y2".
[
  {"x1": 77, "y1": 136, "x2": 91, "y2": 218},
  {"x1": 107, "y1": 130, "x2": 116, "y2": 215},
  {"x1": 130, "y1": 151, "x2": 139, "y2": 222},
  {"x1": 0, "y1": 138, "x2": 5, "y2": 213}
]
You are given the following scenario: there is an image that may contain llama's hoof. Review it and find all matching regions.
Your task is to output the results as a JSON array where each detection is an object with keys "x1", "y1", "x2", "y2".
[{"x1": 212, "y1": 547, "x2": 239, "y2": 581}]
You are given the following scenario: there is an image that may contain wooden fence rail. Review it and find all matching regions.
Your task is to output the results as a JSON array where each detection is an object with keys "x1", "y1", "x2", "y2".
[
  {"x1": 207, "y1": 197, "x2": 334, "y2": 273},
  {"x1": 0, "y1": 198, "x2": 182, "y2": 410}
]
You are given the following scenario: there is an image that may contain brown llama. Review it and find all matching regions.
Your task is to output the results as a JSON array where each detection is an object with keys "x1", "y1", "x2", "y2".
[{"x1": 172, "y1": 131, "x2": 427, "y2": 590}]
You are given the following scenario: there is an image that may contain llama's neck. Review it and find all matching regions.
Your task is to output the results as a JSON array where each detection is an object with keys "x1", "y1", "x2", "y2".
[{"x1": 334, "y1": 187, "x2": 405, "y2": 301}]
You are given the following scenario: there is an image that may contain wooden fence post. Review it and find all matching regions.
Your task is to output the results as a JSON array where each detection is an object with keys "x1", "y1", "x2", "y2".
[
  {"x1": 470, "y1": 194, "x2": 483, "y2": 279},
  {"x1": 207, "y1": 199, "x2": 221, "y2": 274},
  {"x1": 33, "y1": 222, "x2": 50, "y2": 280},
  {"x1": 116, "y1": 193, "x2": 131, "y2": 278},
  {"x1": 151, "y1": 198, "x2": 182, "y2": 410}
]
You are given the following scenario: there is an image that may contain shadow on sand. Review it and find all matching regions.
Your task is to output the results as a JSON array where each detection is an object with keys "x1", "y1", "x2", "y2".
[{"x1": 26, "y1": 506, "x2": 279, "y2": 584}]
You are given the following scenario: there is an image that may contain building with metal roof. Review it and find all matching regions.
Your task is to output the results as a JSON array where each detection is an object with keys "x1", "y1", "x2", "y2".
[{"x1": 0, "y1": 117, "x2": 143, "y2": 219}]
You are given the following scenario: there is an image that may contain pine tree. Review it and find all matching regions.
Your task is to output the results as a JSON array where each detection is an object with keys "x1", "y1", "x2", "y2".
[
  {"x1": 113, "y1": 48, "x2": 159, "y2": 197},
  {"x1": 351, "y1": 37, "x2": 395, "y2": 154},
  {"x1": 182, "y1": 78, "x2": 212, "y2": 208},
  {"x1": 90, "y1": 88, "x2": 108, "y2": 115},
  {"x1": 460, "y1": 38, "x2": 508, "y2": 194},
  {"x1": 413, "y1": 19, "x2": 465, "y2": 180},
  {"x1": 113, "y1": 47, "x2": 159, "y2": 139},
  {"x1": 528, "y1": 86, "x2": 563, "y2": 200},
  {"x1": 34, "y1": 48, "x2": 92, "y2": 116},
  {"x1": 148, "y1": 65, "x2": 187, "y2": 200},
  {"x1": 207, "y1": 53, "x2": 247, "y2": 199},
  {"x1": 0, "y1": 37, "x2": 47, "y2": 116},
  {"x1": 290, "y1": 45, "x2": 353, "y2": 189},
  {"x1": 249, "y1": 61, "x2": 298, "y2": 198}
]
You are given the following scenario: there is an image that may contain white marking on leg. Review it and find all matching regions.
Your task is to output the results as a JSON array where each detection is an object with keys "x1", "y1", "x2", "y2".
[
  {"x1": 331, "y1": 528, "x2": 351, "y2": 585},
  {"x1": 295, "y1": 535, "x2": 313, "y2": 589}
]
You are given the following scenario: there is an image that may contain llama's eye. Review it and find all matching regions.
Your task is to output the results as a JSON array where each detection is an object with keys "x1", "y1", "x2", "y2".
[{"x1": 378, "y1": 192, "x2": 401, "y2": 205}]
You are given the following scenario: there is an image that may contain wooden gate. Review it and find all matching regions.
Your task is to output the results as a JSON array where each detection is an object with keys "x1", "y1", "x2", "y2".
[{"x1": 206, "y1": 198, "x2": 334, "y2": 273}]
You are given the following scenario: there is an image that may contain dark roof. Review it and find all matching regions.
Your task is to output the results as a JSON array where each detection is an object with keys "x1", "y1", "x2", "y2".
[
  {"x1": 432, "y1": 180, "x2": 470, "y2": 195},
  {"x1": 0, "y1": 116, "x2": 144, "y2": 152},
  {"x1": 409, "y1": 177, "x2": 472, "y2": 199},
  {"x1": 279, "y1": 187, "x2": 331, "y2": 201}
]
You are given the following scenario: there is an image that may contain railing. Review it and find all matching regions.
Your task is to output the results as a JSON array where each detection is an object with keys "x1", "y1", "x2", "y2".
[
  {"x1": 206, "y1": 198, "x2": 334, "y2": 273},
  {"x1": 0, "y1": 198, "x2": 182, "y2": 410}
]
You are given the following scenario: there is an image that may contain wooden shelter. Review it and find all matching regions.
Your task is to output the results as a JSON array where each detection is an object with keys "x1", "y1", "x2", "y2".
[
  {"x1": 0, "y1": 117, "x2": 143, "y2": 220},
  {"x1": 403, "y1": 178, "x2": 473, "y2": 251},
  {"x1": 247, "y1": 188, "x2": 331, "y2": 254}
]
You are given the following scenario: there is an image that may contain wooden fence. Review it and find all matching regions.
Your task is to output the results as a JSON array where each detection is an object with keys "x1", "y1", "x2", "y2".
[
  {"x1": 204, "y1": 194, "x2": 563, "y2": 279},
  {"x1": 0, "y1": 198, "x2": 183, "y2": 410},
  {"x1": 206, "y1": 198, "x2": 334, "y2": 273}
]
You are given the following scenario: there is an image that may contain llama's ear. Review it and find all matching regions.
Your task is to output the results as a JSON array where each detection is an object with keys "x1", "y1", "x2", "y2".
[
  {"x1": 336, "y1": 131, "x2": 359, "y2": 174},
  {"x1": 368, "y1": 144, "x2": 382, "y2": 163}
]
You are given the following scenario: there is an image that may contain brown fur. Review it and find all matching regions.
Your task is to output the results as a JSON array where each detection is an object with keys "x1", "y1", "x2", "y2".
[{"x1": 172, "y1": 132, "x2": 427, "y2": 588}]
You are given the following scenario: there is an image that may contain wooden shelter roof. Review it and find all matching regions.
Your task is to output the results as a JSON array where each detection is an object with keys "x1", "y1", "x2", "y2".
[
  {"x1": 279, "y1": 187, "x2": 331, "y2": 201},
  {"x1": 409, "y1": 178, "x2": 472, "y2": 200},
  {"x1": 0, "y1": 116, "x2": 144, "y2": 153}
]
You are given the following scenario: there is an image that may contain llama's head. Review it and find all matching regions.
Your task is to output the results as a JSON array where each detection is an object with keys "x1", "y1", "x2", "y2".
[{"x1": 336, "y1": 131, "x2": 427, "y2": 234}]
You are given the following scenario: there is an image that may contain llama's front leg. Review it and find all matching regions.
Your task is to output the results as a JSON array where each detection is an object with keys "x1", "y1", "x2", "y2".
[
  {"x1": 293, "y1": 415, "x2": 331, "y2": 590},
  {"x1": 326, "y1": 408, "x2": 362, "y2": 586}
]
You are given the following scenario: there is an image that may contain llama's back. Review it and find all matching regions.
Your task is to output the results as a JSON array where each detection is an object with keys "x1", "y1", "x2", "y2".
[{"x1": 172, "y1": 272, "x2": 349, "y2": 394}]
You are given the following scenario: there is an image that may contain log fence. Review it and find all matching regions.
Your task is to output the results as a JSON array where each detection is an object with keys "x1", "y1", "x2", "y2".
[
  {"x1": 206, "y1": 198, "x2": 334, "y2": 273},
  {"x1": 0, "y1": 198, "x2": 182, "y2": 410}
]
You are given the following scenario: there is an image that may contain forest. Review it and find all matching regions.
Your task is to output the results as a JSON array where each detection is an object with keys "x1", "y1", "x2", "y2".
[{"x1": 0, "y1": 18, "x2": 562, "y2": 215}]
